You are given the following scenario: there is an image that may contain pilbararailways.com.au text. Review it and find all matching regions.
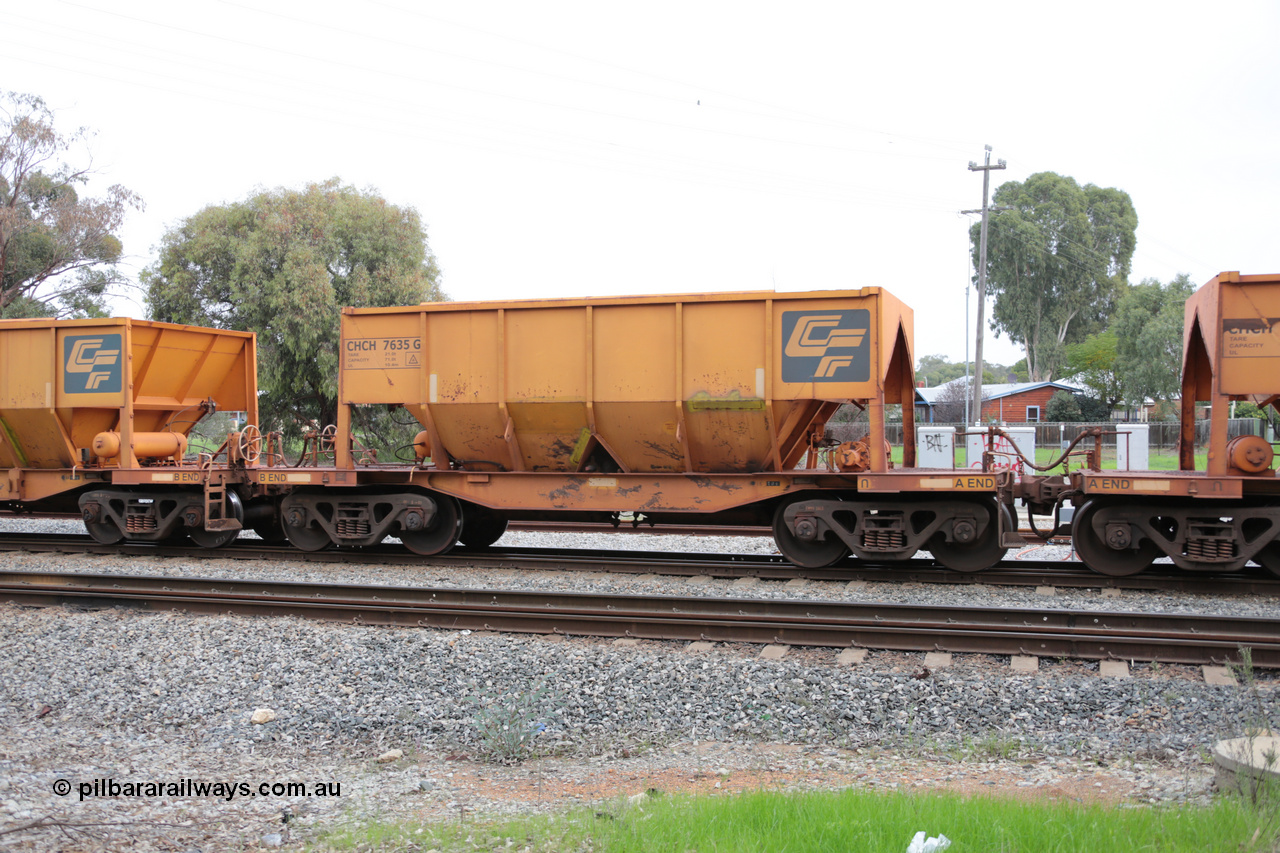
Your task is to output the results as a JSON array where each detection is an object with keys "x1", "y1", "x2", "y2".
[{"x1": 52, "y1": 778, "x2": 341, "y2": 802}]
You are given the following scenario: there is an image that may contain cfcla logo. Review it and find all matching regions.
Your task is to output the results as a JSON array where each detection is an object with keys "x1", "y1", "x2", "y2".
[
  {"x1": 784, "y1": 315, "x2": 867, "y2": 377},
  {"x1": 780, "y1": 310, "x2": 870, "y2": 383},
  {"x1": 64, "y1": 335, "x2": 123, "y2": 393}
]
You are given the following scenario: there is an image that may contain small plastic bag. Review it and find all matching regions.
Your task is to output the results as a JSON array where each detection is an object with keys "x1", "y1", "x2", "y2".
[{"x1": 906, "y1": 830, "x2": 952, "y2": 853}]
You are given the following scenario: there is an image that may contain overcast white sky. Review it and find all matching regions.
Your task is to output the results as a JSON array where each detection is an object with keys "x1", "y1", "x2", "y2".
[{"x1": 5, "y1": 0, "x2": 1278, "y2": 368}]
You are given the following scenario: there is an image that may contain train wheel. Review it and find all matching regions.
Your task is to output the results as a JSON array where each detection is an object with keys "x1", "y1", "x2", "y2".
[
  {"x1": 459, "y1": 507, "x2": 508, "y2": 548},
  {"x1": 284, "y1": 522, "x2": 333, "y2": 552},
  {"x1": 1072, "y1": 500, "x2": 1158, "y2": 577},
  {"x1": 189, "y1": 492, "x2": 244, "y2": 549},
  {"x1": 771, "y1": 500, "x2": 850, "y2": 569},
  {"x1": 401, "y1": 494, "x2": 462, "y2": 556},
  {"x1": 84, "y1": 518, "x2": 125, "y2": 545},
  {"x1": 927, "y1": 500, "x2": 1008, "y2": 573}
]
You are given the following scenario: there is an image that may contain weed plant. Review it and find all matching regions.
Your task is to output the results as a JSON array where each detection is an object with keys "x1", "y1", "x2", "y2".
[
  {"x1": 466, "y1": 679, "x2": 559, "y2": 764},
  {"x1": 1225, "y1": 647, "x2": 1280, "y2": 804},
  {"x1": 1231, "y1": 647, "x2": 1278, "y2": 739}
]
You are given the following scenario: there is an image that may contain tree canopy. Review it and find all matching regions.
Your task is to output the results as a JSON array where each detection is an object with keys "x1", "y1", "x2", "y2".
[
  {"x1": 143, "y1": 179, "x2": 445, "y2": 434},
  {"x1": 1045, "y1": 389, "x2": 1083, "y2": 422},
  {"x1": 0, "y1": 91, "x2": 143, "y2": 318},
  {"x1": 974, "y1": 172, "x2": 1137, "y2": 382},
  {"x1": 1062, "y1": 330, "x2": 1122, "y2": 415},
  {"x1": 1111, "y1": 273, "x2": 1196, "y2": 406}
]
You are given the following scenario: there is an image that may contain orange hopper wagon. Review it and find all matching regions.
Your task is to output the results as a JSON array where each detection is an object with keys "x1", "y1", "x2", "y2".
[
  {"x1": 0, "y1": 317, "x2": 259, "y2": 546},
  {"x1": 269, "y1": 288, "x2": 1008, "y2": 570}
]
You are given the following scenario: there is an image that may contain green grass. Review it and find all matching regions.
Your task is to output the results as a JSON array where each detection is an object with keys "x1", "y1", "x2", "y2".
[
  {"x1": 1023, "y1": 448, "x2": 1202, "y2": 475},
  {"x1": 887, "y1": 445, "x2": 1205, "y2": 474},
  {"x1": 315, "y1": 787, "x2": 1280, "y2": 852}
]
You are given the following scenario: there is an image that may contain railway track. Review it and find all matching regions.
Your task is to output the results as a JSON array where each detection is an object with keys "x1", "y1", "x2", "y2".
[
  {"x1": 0, "y1": 513, "x2": 780, "y2": 538},
  {"x1": 2, "y1": 531, "x2": 1279, "y2": 594},
  {"x1": 1, "y1": 569, "x2": 1273, "y2": 667}
]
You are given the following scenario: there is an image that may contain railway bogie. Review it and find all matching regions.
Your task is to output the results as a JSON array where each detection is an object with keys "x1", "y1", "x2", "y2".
[
  {"x1": 278, "y1": 488, "x2": 463, "y2": 555},
  {"x1": 1071, "y1": 498, "x2": 1280, "y2": 576},
  {"x1": 77, "y1": 486, "x2": 245, "y2": 547},
  {"x1": 771, "y1": 493, "x2": 1010, "y2": 571}
]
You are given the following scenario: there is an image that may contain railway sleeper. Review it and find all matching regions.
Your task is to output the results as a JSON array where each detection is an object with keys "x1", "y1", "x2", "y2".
[{"x1": 1079, "y1": 501, "x2": 1280, "y2": 573}]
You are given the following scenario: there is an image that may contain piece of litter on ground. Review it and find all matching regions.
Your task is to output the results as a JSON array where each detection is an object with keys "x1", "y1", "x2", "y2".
[{"x1": 906, "y1": 830, "x2": 952, "y2": 853}]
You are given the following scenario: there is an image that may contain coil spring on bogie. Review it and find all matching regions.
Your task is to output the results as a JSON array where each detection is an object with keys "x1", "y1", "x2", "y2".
[
  {"x1": 1186, "y1": 538, "x2": 1237, "y2": 561},
  {"x1": 125, "y1": 514, "x2": 157, "y2": 532},
  {"x1": 861, "y1": 529, "x2": 906, "y2": 551},
  {"x1": 335, "y1": 518, "x2": 371, "y2": 538}
]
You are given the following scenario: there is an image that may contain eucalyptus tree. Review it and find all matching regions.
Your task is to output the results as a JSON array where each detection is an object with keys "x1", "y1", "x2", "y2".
[
  {"x1": 0, "y1": 91, "x2": 143, "y2": 318},
  {"x1": 1111, "y1": 274, "x2": 1197, "y2": 406},
  {"x1": 972, "y1": 172, "x2": 1137, "y2": 381}
]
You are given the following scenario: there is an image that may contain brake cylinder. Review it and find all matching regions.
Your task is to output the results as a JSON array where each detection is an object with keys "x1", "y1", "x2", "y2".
[{"x1": 1227, "y1": 434, "x2": 1275, "y2": 474}]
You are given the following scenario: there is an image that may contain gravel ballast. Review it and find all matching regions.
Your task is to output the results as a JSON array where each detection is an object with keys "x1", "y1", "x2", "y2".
[{"x1": 1, "y1": 521, "x2": 1278, "y2": 851}]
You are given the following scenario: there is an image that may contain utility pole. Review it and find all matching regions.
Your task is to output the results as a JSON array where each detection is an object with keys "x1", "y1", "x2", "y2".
[
  {"x1": 964, "y1": 285, "x2": 970, "y2": 425},
  {"x1": 963, "y1": 145, "x2": 1006, "y2": 427}
]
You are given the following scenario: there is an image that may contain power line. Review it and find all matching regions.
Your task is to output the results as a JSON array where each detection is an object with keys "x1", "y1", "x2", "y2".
[
  {"x1": 364, "y1": 0, "x2": 984, "y2": 155},
  {"x1": 38, "y1": 3, "x2": 975, "y2": 165},
  {"x1": 2, "y1": 23, "x2": 967, "y2": 211}
]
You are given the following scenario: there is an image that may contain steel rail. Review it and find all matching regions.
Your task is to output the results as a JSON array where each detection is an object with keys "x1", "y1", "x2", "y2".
[
  {"x1": 0, "y1": 570, "x2": 1273, "y2": 666},
  {"x1": 0, "y1": 531, "x2": 1262, "y2": 592},
  {"x1": 0, "y1": 513, "x2": 1069, "y2": 542},
  {"x1": 0, "y1": 512, "x2": 771, "y2": 538},
  {"x1": 1, "y1": 531, "x2": 1278, "y2": 594}
]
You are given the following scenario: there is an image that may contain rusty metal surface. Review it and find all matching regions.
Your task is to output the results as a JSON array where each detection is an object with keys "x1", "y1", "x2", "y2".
[
  {"x1": 854, "y1": 472, "x2": 997, "y2": 493},
  {"x1": 1186, "y1": 272, "x2": 1280, "y2": 400},
  {"x1": 2, "y1": 570, "x2": 1275, "y2": 666},
  {"x1": 422, "y1": 470, "x2": 826, "y2": 515},
  {"x1": 1183, "y1": 272, "x2": 1280, "y2": 476},
  {"x1": 1077, "y1": 471, "x2": 1246, "y2": 500}
]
